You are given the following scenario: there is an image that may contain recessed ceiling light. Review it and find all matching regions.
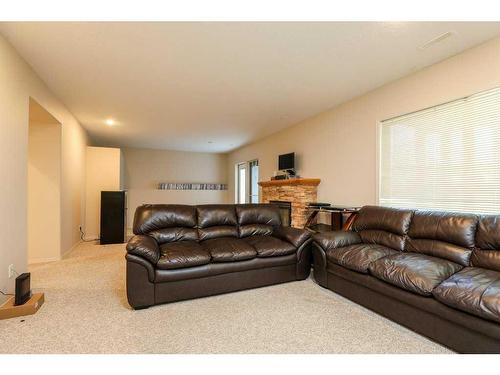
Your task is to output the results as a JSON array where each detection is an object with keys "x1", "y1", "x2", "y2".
[{"x1": 105, "y1": 118, "x2": 115, "y2": 126}]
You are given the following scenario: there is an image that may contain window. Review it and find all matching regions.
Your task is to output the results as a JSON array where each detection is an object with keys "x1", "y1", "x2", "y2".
[
  {"x1": 249, "y1": 160, "x2": 259, "y2": 203},
  {"x1": 235, "y1": 160, "x2": 259, "y2": 203},
  {"x1": 379, "y1": 86, "x2": 500, "y2": 215},
  {"x1": 236, "y1": 162, "x2": 247, "y2": 204}
]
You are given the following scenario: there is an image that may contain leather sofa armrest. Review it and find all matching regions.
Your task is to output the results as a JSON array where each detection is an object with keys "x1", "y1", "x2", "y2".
[
  {"x1": 273, "y1": 226, "x2": 312, "y2": 248},
  {"x1": 126, "y1": 235, "x2": 160, "y2": 265},
  {"x1": 313, "y1": 230, "x2": 362, "y2": 251}
]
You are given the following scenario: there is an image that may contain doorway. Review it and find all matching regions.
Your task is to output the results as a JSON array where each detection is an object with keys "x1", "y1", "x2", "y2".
[
  {"x1": 28, "y1": 98, "x2": 62, "y2": 263},
  {"x1": 235, "y1": 159, "x2": 259, "y2": 204}
]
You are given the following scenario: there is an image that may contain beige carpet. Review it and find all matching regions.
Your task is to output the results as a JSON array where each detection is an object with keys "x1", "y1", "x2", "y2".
[{"x1": 0, "y1": 241, "x2": 451, "y2": 354}]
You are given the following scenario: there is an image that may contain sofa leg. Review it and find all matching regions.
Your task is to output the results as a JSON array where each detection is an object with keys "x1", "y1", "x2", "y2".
[{"x1": 127, "y1": 260, "x2": 155, "y2": 309}]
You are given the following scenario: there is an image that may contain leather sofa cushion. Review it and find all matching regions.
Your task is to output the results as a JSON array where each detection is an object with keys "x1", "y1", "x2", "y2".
[
  {"x1": 406, "y1": 210, "x2": 477, "y2": 265},
  {"x1": 244, "y1": 235, "x2": 296, "y2": 257},
  {"x1": 157, "y1": 241, "x2": 211, "y2": 270},
  {"x1": 327, "y1": 244, "x2": 398, "y2": 274},
  {"x1": 406, "y1": 238, "x2": 472, "y2": 267},
  {"x1": 369, "y1": 253, "x2": 463, "y2": 296},
  {"x1": 202, "y1": 237, "x2": 257, "y2": 262},
  {"x1": 408, "y1": 210, "x2": 478, "y2": 248},
  {"x1": 359, "y1": 230, "x2": 406, "y2": 252},
  {"x1": 476, "y1": 215, "x2": 500, "y2": 249},
  {"x1": 352, "y1": 206, "x2": 414, "y2": 235},
  {"x1": 236, "y1": 204, "x2": 281, "y2": 226},
  {"x1": 471, "y1": 250, "x2": 500, "y2": 273},
  {"x1": 197, "y1": 205, "x2": 237, "y2": 228},
  {"x1": 133, "y1": 204, "x2": 197, "y2": 235},
  {"x1": 237, "y1": 204, "x2": 281, "y2": 238},
  {"x1": 126, "y1": 235, "x2": 160, "y2": 264},
  {"x1": 313, "y1": 230, "x2": 362, "y2": 251},
  {"x1": 473, "y1": 215, "x2": 500, "y2": 272},
  {"x1": 198, "y1": 226, "x2": 238, "y2": 241},
  {"x1": 273, "y1": 226, "x2": 311, "y2": 248},
  {"x1": 239, "y1": 224, "x2": 274, "y2": 238},
  {"x1": 148, "y1": 227, "x2": 198, "y2": 244},
  {"x1": 433, "y1": 267, "x2": 500, "y2": 324},
  {"x1": 352, "y1": 206, "x2": 414, "y2": 251},
  {"x1": 197, "y1": 205, "x2": 238, "y2": 240},
  {"x1": 155, "y1": 253, "x2": 296, "y2": 283}
]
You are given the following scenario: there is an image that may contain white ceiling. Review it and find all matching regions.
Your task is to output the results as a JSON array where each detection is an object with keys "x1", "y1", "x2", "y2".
[{"x1": 2, "y1": 22, "x2": 500, "y2": 152}]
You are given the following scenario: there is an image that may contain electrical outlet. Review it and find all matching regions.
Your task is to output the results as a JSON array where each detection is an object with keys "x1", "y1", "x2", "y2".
[{"x1": 8, "y1": 264, "x2": 15, "y2": 279}]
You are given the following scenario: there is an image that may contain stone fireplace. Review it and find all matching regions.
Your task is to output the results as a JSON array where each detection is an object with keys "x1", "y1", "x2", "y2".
[
  {"x1": 269, "y1": 200, "x2": 292, "y2": 227},
  {"x1": 258, "y1": 178, "x2": 320, "y2": 228}
]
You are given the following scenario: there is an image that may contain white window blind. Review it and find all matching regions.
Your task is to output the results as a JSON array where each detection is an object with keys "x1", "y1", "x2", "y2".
[{"x1": 379, "y1": 86, "x2": 500, "y2": 214}]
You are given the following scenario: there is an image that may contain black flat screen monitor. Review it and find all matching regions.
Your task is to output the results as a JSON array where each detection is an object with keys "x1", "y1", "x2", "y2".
[
  {"x1": 279, "y1": 152, "x2": 295, "y2": 171},
  {"x1": 15, "y1": 273, "x2": 31, "y2": 306}
]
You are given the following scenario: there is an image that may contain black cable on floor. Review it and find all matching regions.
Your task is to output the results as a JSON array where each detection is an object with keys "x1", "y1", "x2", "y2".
[{"x1": 79, "y1": 227, "x2": 100, "y2": 242}]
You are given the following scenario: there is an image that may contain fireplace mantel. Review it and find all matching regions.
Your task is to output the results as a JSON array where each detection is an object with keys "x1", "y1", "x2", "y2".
[
  {"x1": 259, "y1": 178, "x2": 321, "y2": 228},
  {"x1": 258, "y1": 178, "x2": 321, "y2": 188}
]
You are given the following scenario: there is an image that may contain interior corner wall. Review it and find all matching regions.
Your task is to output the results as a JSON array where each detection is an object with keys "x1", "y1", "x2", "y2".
[
  {"x1": 227, "y1": 37, "x2": 500, "y2": 207},
  {"x1": 84, "y1": 146, "x2": 122, "y2": 239},
  {"x1": 122, "y1": 147, "x2": 229, "y2": 232},
  {"x1": 0, "y1": 34, "x2": 88, "y2": 293},
  {"x1": 28, "y1": 121, "x2": 61, "y2": 264}
]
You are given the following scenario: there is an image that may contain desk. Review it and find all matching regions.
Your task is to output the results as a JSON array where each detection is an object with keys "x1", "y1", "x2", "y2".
[{"x1": 304, "y1": 205, "x2": 360, "y2": 232}]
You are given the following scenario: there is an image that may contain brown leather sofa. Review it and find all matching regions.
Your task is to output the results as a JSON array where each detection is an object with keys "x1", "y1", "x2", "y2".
[
  {"x1": 126, "y1": 204, "x2": 312, "y2": 309},
  {"x1": 312, "y1": 205, "x2": 500, "y2": 353}
]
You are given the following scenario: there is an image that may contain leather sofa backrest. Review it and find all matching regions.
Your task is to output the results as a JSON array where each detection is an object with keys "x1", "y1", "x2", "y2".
[
  {"x1": 406, "y1": 210, "x2": 478, "y2": 266},
  {"x1": 197, "y1": 204, "x2": 239, "y2": 240},
  {"x1": 236, "y1": 204, "x2": 281, "y2": 237},
  {"x1": 352, "y1": 206, "x2": 414, "y2": 251},
  {"x1": 133, "y1": 204, "x2": 198, "y2": 244},
  {"x1": 472, "y1": 215, "x2": 500, "y2": 272}
]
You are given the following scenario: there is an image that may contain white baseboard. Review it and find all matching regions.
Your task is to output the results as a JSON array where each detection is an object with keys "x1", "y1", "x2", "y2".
[{"x1": 28, "y1": 256, "x2": 61, "y2": 265}]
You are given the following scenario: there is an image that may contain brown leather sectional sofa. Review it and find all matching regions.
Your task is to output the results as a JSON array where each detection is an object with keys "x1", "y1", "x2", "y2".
[
  {"x1": 312, "y1": 205, "x2": 500, "y2": 353},
  {"x1": 126, "y1": 204, "x2": 312, "y2": 309}
]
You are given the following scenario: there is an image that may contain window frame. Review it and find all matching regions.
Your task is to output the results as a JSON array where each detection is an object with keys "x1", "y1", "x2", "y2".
[
  {"x1": 376, "y1": 86, "x2": 500, "y2": 214},
  {"x1": 235, "y1": 159, "x2": 259, "y2": 204}
]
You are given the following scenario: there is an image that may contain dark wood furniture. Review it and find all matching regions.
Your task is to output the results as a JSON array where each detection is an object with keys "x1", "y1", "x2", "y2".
[
  {"x1": 100, "y1": 191, "x2": 126, "y2": 244},
  {"x1": 304, "y1": 204, "x2": 360, "y2": 232}
]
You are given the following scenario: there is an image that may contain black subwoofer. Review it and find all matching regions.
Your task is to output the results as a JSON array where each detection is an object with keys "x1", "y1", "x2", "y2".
[{"x1": 100, "y1": 191, "x2": 126, "y2": 245}]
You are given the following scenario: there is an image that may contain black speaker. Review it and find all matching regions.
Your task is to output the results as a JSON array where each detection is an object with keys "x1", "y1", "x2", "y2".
[
  {"x1": 100, "y1": 191, "x2": 126, "y2": 245},
  {"x1": 15, "y1": 273, "x2": 31, "y2": 306}
]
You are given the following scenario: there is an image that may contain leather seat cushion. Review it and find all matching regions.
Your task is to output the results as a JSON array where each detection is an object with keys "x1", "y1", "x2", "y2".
[
  {"x1": 244, "y1": 235, "x2": 296, "y2": 258},
  {"x1": 433, "y1": 267, "x2": 500, "y2": 324},
  {"x1": 368, "y1": 253, "x2": 463, "y2": 296},
  {"x1": 202, "y1": 237, "x2": 257, "y2": 262},
  {"x1": 157, "y1": 241, "x2": 211, "y2": 270},
  {"x1": 326, "y1": 244, "x2": 398, "y2": 274}
]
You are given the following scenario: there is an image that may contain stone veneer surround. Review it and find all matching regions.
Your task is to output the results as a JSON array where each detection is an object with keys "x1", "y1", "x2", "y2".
[{"x1": 258, "y1": 178, "x2": 320, "y2": 228}]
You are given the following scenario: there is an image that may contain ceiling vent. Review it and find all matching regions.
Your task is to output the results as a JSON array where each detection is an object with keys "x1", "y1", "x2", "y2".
[{"x1": 419, "y1": 31, "x2": 454, "y2": 50}]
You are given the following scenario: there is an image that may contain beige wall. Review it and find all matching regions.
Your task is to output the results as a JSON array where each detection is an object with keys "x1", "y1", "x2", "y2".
[
  {"x1": 84, "y1": 147, "x2": 122, "y2": 239},
  {"x1": 122, "y1": 147, "x2": 228, "y2": 230},
  {"x1": 227, "y1": 37, "x2": 500, "y2": 208},
  {"x1": 0, "y1": 35, "x2": 88, "y2": 293},
  {"x1": 28, "y1": 121, "x2": 61, "y2": 263}
]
